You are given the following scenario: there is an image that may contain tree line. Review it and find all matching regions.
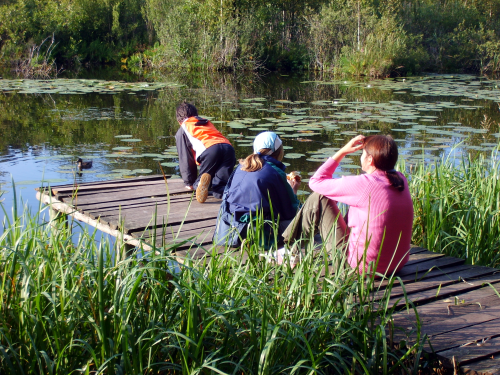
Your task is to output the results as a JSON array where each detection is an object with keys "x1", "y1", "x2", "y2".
[{"x1": 1, "y1": 0, "x2": 500, "y2": 76}]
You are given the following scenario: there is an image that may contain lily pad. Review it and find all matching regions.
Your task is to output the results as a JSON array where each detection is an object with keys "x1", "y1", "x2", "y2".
[{"x1": 284, "y1": 153, "x2": 305, "y2": 159}]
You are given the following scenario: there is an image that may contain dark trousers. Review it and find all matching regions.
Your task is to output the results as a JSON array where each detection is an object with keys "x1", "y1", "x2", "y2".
[{"x1": 195, "y1": 143, "x2": 236, "y2": 199}]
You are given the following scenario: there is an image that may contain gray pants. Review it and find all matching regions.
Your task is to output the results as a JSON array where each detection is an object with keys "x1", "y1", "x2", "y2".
[{"x1": 282, "y1": 192, "x2": 348, "y2": 252}]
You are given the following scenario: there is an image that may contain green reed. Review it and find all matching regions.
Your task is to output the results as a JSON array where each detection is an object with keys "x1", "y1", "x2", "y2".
[
  {"x1": 404, "y1": 150, "x2": 500, "y2": 267},
  {"x1": 0, "y1": 194, "x2": 427, "y2": 374}
]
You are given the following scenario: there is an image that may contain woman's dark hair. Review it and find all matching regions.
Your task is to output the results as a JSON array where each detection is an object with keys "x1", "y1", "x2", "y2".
[
  {"x1": 176, "y1": 102, "x2": 198, "y2": 123},
  {"x1": 363, "y1": 135, "x2": 405, "y2": 192}
]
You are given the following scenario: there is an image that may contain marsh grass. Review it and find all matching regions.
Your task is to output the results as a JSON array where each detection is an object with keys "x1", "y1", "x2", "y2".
[
  {"x1": 405, "y1": 150, "x2": 500, "y2": 267},
  {"x1": 14, "y1": 34, "x2": 62, "y2": 79},
  {"x1": 0, "y1": 188, "x2": 428, "y2": 374}
]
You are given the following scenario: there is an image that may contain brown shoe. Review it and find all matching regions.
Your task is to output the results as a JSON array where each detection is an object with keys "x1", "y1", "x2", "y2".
[{"x1": 196, "y1": 173, "x2": 211, "y2": 203}]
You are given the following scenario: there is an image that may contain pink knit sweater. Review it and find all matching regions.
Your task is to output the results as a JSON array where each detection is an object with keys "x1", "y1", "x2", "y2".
[{"x1": 309, "y1": 158, "x2": 413, "y2": 275}]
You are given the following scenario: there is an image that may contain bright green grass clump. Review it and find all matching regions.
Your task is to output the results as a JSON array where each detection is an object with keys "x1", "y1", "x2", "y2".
[
  {"x1": 0, "y1": 198, "x2": 427, "y2": 374},
  {"x1": 406, "y1": 151, "x2": 500, "y2": 267}
]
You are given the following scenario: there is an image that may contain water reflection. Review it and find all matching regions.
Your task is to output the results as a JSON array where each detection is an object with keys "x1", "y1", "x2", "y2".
[{"x1": 0, "y1": 71, "x2": 499, "y2": 213}]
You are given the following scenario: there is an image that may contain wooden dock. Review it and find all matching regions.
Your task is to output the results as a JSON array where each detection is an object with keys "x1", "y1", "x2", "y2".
[
  {"x1": 36, "y1": 175, "x2": 500, "y2": 374},
  {"x1": 36, "y1": 175, "x2": 220, "y2": 255}
]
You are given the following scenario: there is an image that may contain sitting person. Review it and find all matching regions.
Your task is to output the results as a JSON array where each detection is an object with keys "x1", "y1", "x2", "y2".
[
  {"x1": 214, "y1": 131, "x2": 300, "y2": 247},
  {"x1": 175, "y1": 101, "x2": 236, "y2": 203},
  {"x1": 282, "y1": 134, "x2": 414, "y2": 275}
]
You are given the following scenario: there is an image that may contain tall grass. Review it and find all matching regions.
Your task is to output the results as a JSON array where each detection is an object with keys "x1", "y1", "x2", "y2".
[
  {"x1": 405, "y1": 150, "x2": 500, "y2": 267},
  {"x1": 0, "y1": 194, "x2": 427, "y2": 373}
]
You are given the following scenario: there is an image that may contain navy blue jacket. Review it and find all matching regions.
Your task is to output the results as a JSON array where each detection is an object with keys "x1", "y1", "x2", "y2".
[{"x1": 226, "y1": 155, "x2": 299, "y2": 223}]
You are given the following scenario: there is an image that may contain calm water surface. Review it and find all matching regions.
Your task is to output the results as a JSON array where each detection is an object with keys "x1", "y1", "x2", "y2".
[{"x1": 1, "y1": 71, "x2": 499, "y2": 218}]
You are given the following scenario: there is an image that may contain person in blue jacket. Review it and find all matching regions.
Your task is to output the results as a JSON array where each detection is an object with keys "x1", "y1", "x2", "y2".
[{"x1": 214, "y1": 131, "x2": 300, "y2": 247}]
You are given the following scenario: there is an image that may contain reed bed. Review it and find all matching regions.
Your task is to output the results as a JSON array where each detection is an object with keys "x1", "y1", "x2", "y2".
[
  {"x1": 0, "y1": 195, "x2": 427, "y2": 374},
  {"x1": 405, "y1": 151, "x2": 500, "y2": 267}
]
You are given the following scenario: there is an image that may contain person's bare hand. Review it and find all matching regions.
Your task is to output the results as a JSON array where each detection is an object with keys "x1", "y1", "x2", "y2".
[
  {"x1": 340, "y1": 135, "x2": 365, "y2": 154},
  {"x1": 332, "y1": 135, "x2": 365, "y2": 162},
  {"x1": 287, "y1": 178, "x2": 300, "y2": 194}
]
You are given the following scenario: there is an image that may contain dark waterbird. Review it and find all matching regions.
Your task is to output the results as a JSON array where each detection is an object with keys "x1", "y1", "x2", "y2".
[{"x1": 76, "y1": 158, "x2": 93, "y2": 170}]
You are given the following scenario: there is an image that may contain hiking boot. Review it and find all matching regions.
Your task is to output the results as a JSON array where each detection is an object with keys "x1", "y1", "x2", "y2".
[{"x1": 196, "y1": 173, "x2": 211, "y2": 203}]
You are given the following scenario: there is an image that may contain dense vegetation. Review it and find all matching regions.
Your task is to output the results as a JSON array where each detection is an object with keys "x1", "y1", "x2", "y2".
[
  {"x1": 1, "y1": 0, "x2": 500, "y2": 75},
  {"x1": 405, "y1": 152, "x2": 500, "y2": 267},
  {"x1": 0, "y1": 193, "x2": 429, "y2": 374}
]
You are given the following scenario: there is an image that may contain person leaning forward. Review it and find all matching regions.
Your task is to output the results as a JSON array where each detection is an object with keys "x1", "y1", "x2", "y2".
[{"x1": 175, "y1": 102, "x2": 236, "y2": 203}]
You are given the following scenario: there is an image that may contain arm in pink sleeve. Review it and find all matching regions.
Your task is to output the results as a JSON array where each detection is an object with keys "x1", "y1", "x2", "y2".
[{"x1": 309, "y1": 158, "x2": 367, "y2": 207}]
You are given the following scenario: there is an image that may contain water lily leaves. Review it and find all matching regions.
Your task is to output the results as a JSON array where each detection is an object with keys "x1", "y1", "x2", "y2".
[
  {"x1": 161, "y1": 162, "x2": 178, "y2": 167},
  {"x1": 0, "y1": 79, "x2": 173, "y2": 95},
  {"x1": 142, "y1": 153, "x2": 163, "y2": 158},
  {"x1": 228, "y1": 122, "x2": 247, "y2": 129},
  {"x1": 112, "y1": 146, "x2": 133, "y2": 150},
  {"x1": 285, "y1": 153, "x2": 305, "y2": 159},
  {"x1": 132, "y1": 169, "x2": 152, "y2": 174},
  {"x1": 307, "y1": 158, "x2": 327, "y2": 162},
  {"x1": 104, "y1": 153, "x2": 129, "y2": 158},
  {"x1": 16, "y1": 178, "x2": 68, "y2": 185},
  {"x1": 121, "y1": 138, "x2": 142, "y2": 142},
  {"x1": 341, "y1": 164, "x2": 361, "y2": 169}
]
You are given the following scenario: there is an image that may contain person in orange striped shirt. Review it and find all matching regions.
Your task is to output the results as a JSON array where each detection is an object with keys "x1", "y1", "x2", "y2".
[{"x1": 175, "y1": 102, "x2": 236, "y2": 203}]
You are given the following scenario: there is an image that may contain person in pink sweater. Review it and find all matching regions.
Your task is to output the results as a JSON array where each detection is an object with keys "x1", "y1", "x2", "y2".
[{"x1": 282, "y1": 134, "x2": 413, "y2": 275}]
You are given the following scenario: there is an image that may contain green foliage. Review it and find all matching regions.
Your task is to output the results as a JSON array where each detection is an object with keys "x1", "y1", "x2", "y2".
[
  {"x1": 0, "y1": 189, "x2": 428, "y2": 374},
  {"x1": 405, "y1": 151, "x2": 500, "y2": 267},
  {"x1": 2, "y1": 0, "x2": 500, "y2": 74},
  {"x1": 0, "y1": 0, "x2": 148, "y2": 65}
]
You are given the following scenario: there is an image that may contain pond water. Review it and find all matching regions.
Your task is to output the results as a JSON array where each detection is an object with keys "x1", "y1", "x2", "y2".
[{"x1": 1, "y1": 71, "x2": 499, "y2": 216}]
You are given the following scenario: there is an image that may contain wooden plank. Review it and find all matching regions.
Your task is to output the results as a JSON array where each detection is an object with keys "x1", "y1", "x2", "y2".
[
  {"x1": 35, "y1": 175, "x2": 170, "y2": 193},
  {"x1": 392, "y1": 282, "x2": 500, "y2": 338},
  {"x1": 60, "y1": 182, "x2": 190, "y2": 205},
  {"x1": 79, "y1": 195, "x2": 194, "y2": 218},
  {"x1": 136, "y1": 226, "x2": 215, "y2": 247},
  {"x1": 437, "y1": 336, "x2": 500, "y2": 367},
  {"x1": 403, "y1": 250, "x2": 446, "y2": 266},
  {"x1": 46, "y1": 174, "x2": 168, "y2": 190},
  {"x1": 462, "y1": 358, "x2": 500, "y2": 375},
  {"x1": 101, "y1": 197, "x2": 221, "y2": 232},
  {"x1": 409, "y1": 245, "x2": 429, "y2": 255},
  {"x1": 59, "y1": 185, "x2": 152, "y2": 199},
  {"x1": 427, "y1": 314, "x2": 500, "y2": 352},
  {"x1": 77, "y1": 194, "x2": 193, "y2": 214},
  {"x1": 83, "y1": 196, "x2": 198, "y2": 224},
  {"x1": 130, "y1": 218, "x2": 216, "y2": 240},
  {"x1": 377, "y1": 263, "x2": 472, "y2": 292},
  {"x1": 52, "y1": 178, "x2": 177, "y2": 195},
  {"x1": 396, "y1": 256, "x2": 465, "y2": 277},
  {"x1": 55, "y1": 181, "x2": 187, "y2": 199},
  {"x1": 384, "y1": 266, "x2": 498, "y2": 301},
  {"x1": 390, "y1": 272, "x2": 500, "y2": 309}
]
